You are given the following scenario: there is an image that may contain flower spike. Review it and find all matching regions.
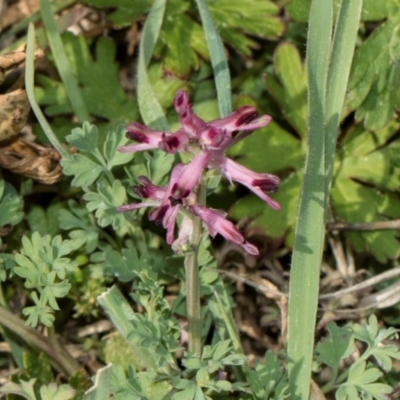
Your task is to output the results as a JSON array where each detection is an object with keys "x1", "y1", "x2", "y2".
[{"x1": 118, "y1": 90, "x2": 280, "y2": 255}]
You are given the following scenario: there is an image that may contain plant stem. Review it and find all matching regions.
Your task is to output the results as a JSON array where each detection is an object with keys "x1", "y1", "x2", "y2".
[
  {"x1": 185, "y1": 176, "x2": 207, "y2": 356},
  {"x1": 0, "y1": 306, "x2": 82, "y2": 377}
]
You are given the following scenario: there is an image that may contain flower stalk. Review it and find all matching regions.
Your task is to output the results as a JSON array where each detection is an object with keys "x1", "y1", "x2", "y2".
[{"x1": 185, "y1": 176, "x2": 207, "y2": 356}]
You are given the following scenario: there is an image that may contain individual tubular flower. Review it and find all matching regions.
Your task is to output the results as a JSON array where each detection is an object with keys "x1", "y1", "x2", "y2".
[
  {"x1": 214, "y1": 155, "x2": 280, "y2": 210},
  {"x1": 118, "y1": 164, "x2": 188, "y2": 244},
  {"x1": 170, "y1": 151, "x2": 212, "y2": 200},
  {"x1": 118, "y1": 122, "x2": 164, "y2": 153},
  {"x1": 188, "y1": 204, "x2": 259, "y2": 256}
]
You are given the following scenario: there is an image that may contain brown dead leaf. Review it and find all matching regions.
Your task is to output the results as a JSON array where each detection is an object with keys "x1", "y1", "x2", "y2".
[
  {"x1": 0, "y1": 0, "x2": 39, "y2": 32},
  {"x1": 0, "y1": 89, "x2": 30, "y2": 141},
  {"x1": 0, "y1": 43, "x2": 44, "y2": 141},
  {"x1": 0, "y1": 43, "x2": 44, "y2": 85},
  {"x1": 0, "y1": 137, "x2": 62, "y2": 184}
]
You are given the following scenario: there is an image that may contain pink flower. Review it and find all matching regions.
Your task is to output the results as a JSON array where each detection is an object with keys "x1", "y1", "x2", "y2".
[
  {"x1": 117, "y1": 90, "x2": 281, "y2": 254},
  {"x1": 188, "y1": 204, "x2": 259, "y2": 255},
  {"x1": 118, "y1": 164, "x2": 188, "y2": 244}
]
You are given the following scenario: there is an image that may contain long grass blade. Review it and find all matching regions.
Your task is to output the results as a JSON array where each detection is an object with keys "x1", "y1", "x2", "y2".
[
  {"x1": 25, "y1": 23, "x2": 69, "y2": 159},
  {"x1": 325, "y1": 0, "x2": 363, "y2": 207},
  {"x1": 137, "y1": 0, "x2": 169, "y2": 131},
  {"x1": 287, "y1": 1, "x2": 333, "y2": 398},
  {"x1": 39, "y1": 0, "x2": 90, "y2": 123},
  {"x1": 194, "y1": 0, "x2": 231, "y2": 117}
]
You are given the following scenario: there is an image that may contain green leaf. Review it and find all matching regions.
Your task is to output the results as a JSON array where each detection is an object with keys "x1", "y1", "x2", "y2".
[
  {"x1": 210, "y1": 340, "x2": 231, "y2": 361},
  {"x1": 63, "y1": 122, "x2": 136, "y2": 187},
  {"x1": 249, "y1": 351, "x2": 288, "y2": 399},
  {"x1": 23, "y1": 292, "x2": 56, "y2": 327},
  {"x1": 66, "y1": 122, "x2": 99, "y2": 152},
  {"x1": 345, "y1": 17, "x2": 400, "y2": 130},
  {"x1": 351, "y1": 314, "x2": 400, "y2": 372},
  {"x1": 84, "y1": 178, "x2": 127, "y2": 229},
  {"x1": 103, "y1": 125, "x2": 134, "y2": 169},
  {"x1": 40, "y1": 383, "x2": 75, "y2": 400},
  {"x1": 103, "y1": 247, "x2": 139, "y2": 282},
  {"x1": 265, "y1": 42, "x2": 308, "y2": 137},
  {"x1": 361, "y1": 0, "x2": 400, "y2": 21},
  {"x1": 341, "y1": 360, "x2": 392, "y2": 400},
  {"x1": 153, "y1": 0, "x2": 283, "y2": 78},
  {"x1": 0, "y1": 181, "x2": 24, "y2": 228},
  {"x1": 35, "y1": 33, "x2": 139, "y2": 122},
  {"x1": 27, "y1": 203, "x2": 62, "y2": 237},
  {"x1": 332, "y1": 122, "x2": 400, "y2": 261},
  {"x1": 61, "y1": 153, "x2": 105, "y2": 187},
  {"x1": 315, "y1": 322, "x2": 354, "y2": 372},
  {"x1": 13, "y1": 232, "x2": 78, "y2": 326},
  {"x1": 208, "y1": 0, "x2": 284, "y2": 54},
  {"x1": 58, "y1": 200, "x2": 99, "y2": 253},
  {"x1": 159, "y1": 6, "x2": 208, "y2": 78},
  {"x1": 286, "y1": 0, "x2": 311, "y2": 22},
  {"x1": 80, "y1": 0, "x2": 153, "y2": 27},
  {"x1": 22, "y1": 352, "x2": 53, "y2": 389},
  {"x1": 0, "y1": 379, "x2": 37, "y2": 400}
]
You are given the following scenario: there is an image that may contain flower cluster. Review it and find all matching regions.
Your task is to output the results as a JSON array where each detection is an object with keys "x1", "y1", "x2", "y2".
[{"x1": 118, "y1": 90, "x2": 280, "y2": 255}]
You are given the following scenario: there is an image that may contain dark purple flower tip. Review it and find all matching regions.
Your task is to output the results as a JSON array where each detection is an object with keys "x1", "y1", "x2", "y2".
[
  {"x1": 234, "y1": 106, "x2": 258, "y2": 127},
  {"x1": 127, "y1": 131, "x2": 148, "y2": 143},
  {"x1": 133, "y1": 176, "x2": 166, "y2": 200},
  {"x1": 199, "y1": 126, "x2": 228, "y2": 149},
  {"x1": 119, "y1": 122, "x2": 166, "y2": 153},
  {"x1": 149, "y1": 204, "x2": 169, "y2": 222},
  {"x1": 174, "y1": 90, "x2": 189, "y2": 113},
  {"x1": 158, "y1": 130, "x2": 189, "y2": 154},
  {"x1": 171, "y1": 184, "x2": 191, "y2": 200},
  {"x1": 159, "y1": 135, "x2": 181, "y2": 152},
  {"x1": 168, "y1": 196, "x2": 183, "y2": 207},
  {"x1": 126, "y1": 122, "x2": 162, "y2": 141},
  {"x1": 253, "y1": 176, "x2": 280, "y2": 193}
]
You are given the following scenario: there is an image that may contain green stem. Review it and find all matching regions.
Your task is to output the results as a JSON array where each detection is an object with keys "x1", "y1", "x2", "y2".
[
  {"x1": 185, "y1": 177, "x2": 207, "y2": 356},
  {"x1": 0, "y1": 306, "x2": 82, "y2": 376}
]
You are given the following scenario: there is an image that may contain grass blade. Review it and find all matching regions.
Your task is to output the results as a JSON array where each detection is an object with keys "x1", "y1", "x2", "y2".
[
  {"x1": 325, "y1": 0, "x2": 363, "y2": 206},
  {"x1": 287, "y1": 1, "x2": 333, "y2": 398},
  {"x1": 39, "y1": 0, "x2": 90, "y2": 123},
  {"x1": 137, "y1": 0, "x2": 169, "y2": 131},
  {"x1": 97, "y1": 286, "x2": 158, "y2": 371},
  {"x1": 84, "y1": 365, "x2": 112, "y2": 400},
  {"x1": 25, "y1": 23, "x2": 69, "y2": 159},
  {"x1": 194, "y1": 0, "x2": 231, "y2": 117}
]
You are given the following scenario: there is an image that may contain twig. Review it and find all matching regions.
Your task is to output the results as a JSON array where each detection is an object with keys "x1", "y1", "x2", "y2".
[{"x1": 327, "y1": 219, "x2": 400, "y2": 231}]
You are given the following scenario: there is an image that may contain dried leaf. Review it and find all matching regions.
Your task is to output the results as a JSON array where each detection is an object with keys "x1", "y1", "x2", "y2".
[
  {"x1": 0, "y1": 137, "x2": 62, "y2": 184},
  {"x1": 0, "y1": 89, "x2": 30, "y2": 140}
]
